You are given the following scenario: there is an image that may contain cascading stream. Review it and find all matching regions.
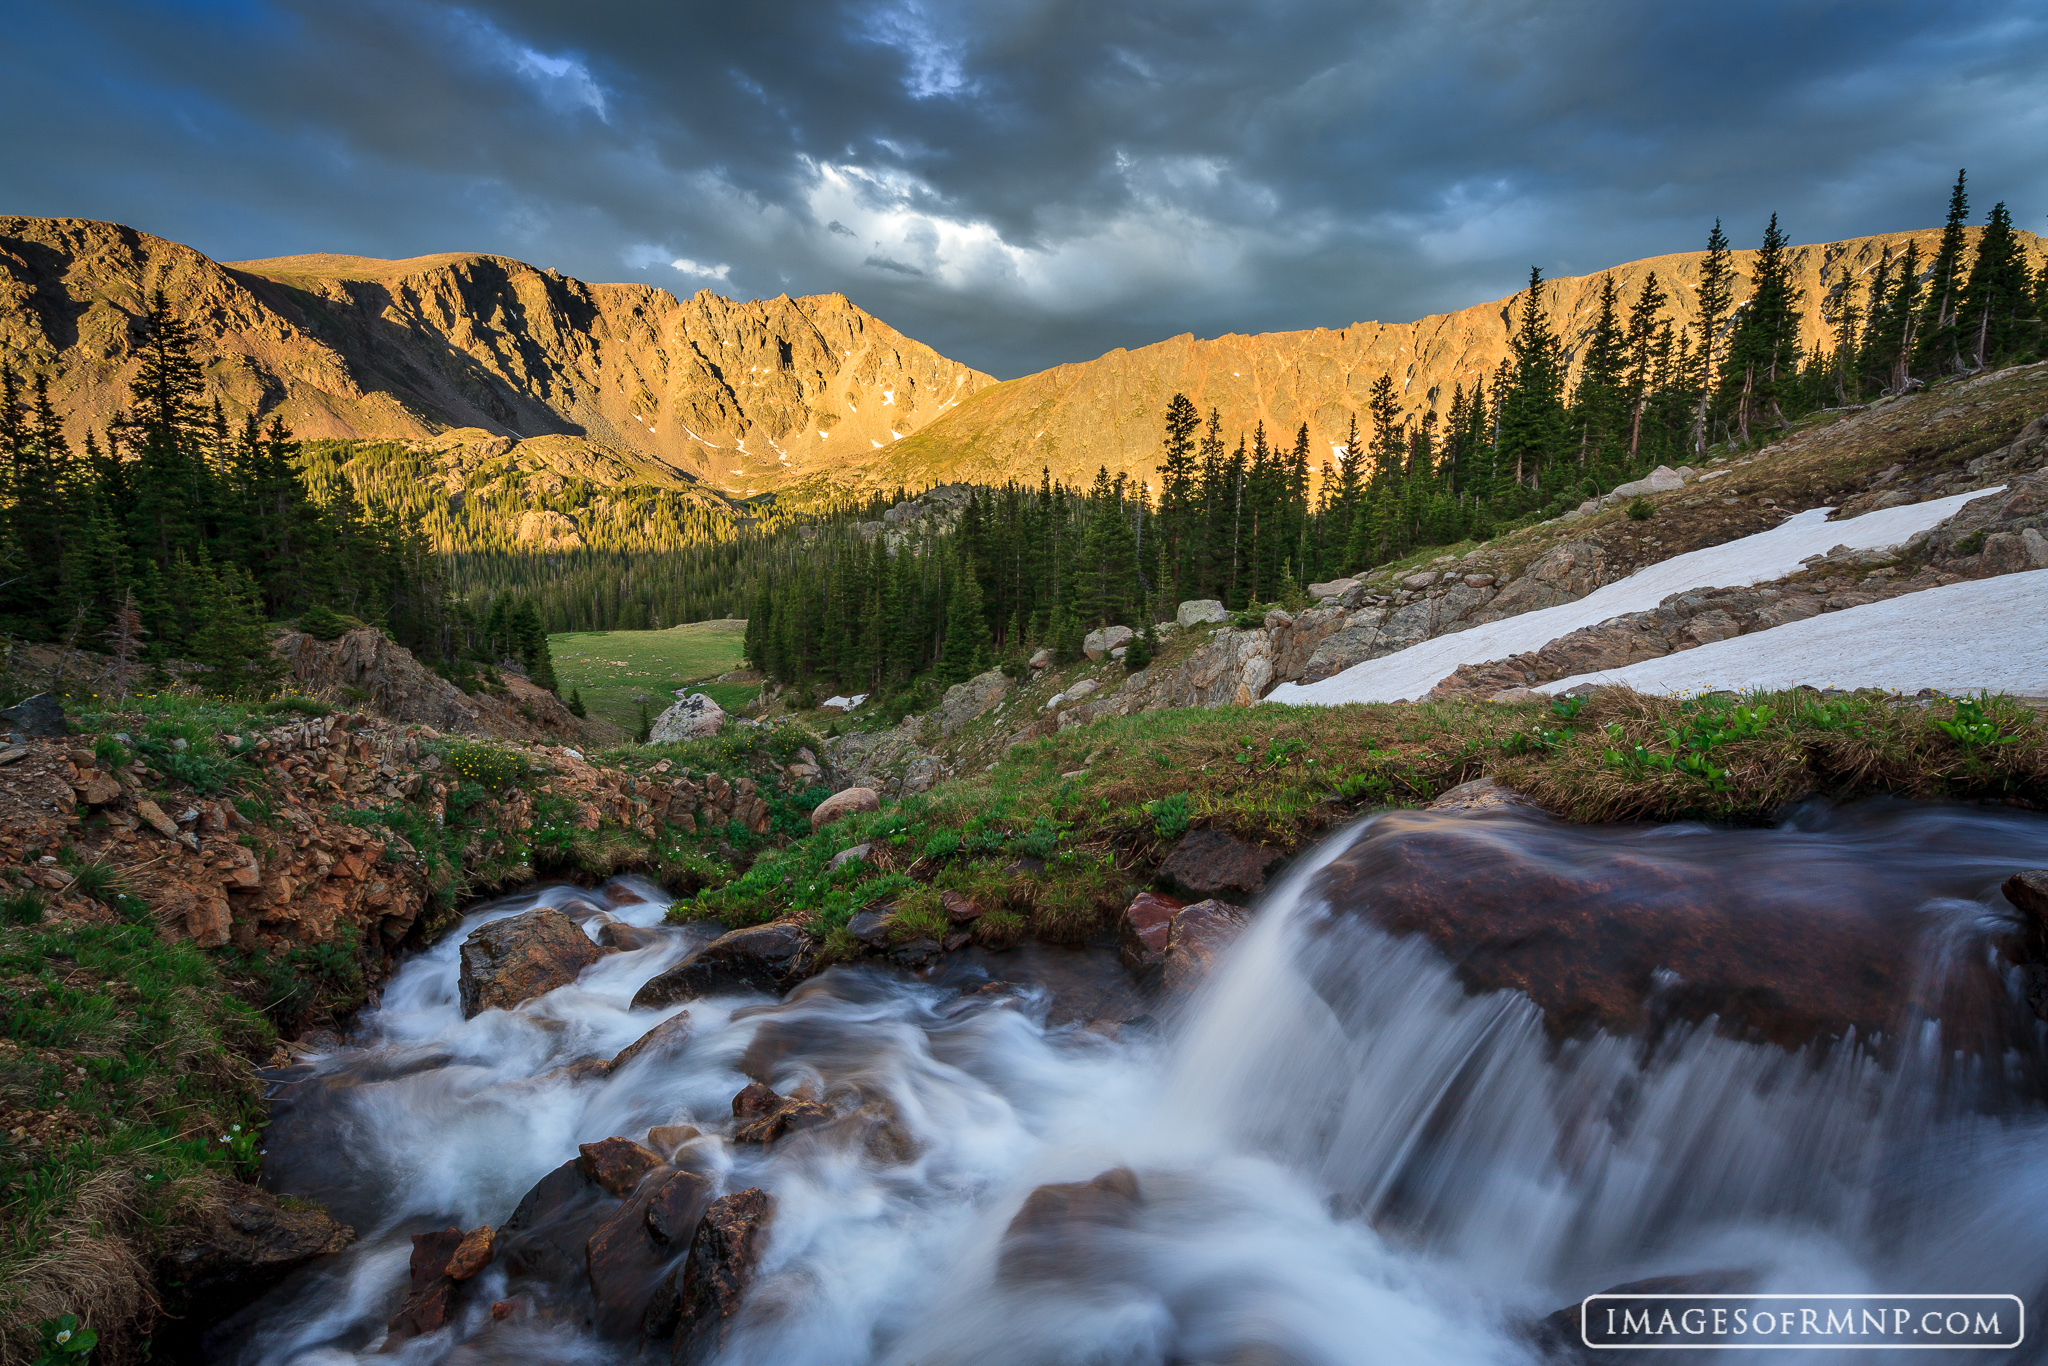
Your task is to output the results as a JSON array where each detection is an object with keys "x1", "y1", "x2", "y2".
[{"x1": 221, "y1": 801, "x2": 2048, "y2": 1366}]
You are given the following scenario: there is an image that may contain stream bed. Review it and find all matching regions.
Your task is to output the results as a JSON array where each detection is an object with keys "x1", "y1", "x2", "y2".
[{"x1": 218, "y1": 799, "x2": 2048, "y2": 1365}]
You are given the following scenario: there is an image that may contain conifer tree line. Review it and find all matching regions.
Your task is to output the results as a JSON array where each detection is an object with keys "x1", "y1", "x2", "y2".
[
  {"x1": 0, "y1": 292, "x2": 545, "y2": 695},
  {"x1": 741, "y1": 172, "x2": 2045, "y2": 701}
]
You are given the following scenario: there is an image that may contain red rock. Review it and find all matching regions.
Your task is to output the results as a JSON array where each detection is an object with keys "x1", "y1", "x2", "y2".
[
  {"x1": 645, "y1": 1168, "x2": 715, "y2": 1246},
  {"x1": 577, "y1": 1137, "x2": 664, "y2": 1197},
  {"x1": 607, "y1": 1010, "x2": 693, "y2": 1073},
  {"x1": 674, "y1": 1188, "x2": 775, "y2": 1356},
  {"x1": 457, "y1": 908, "x2": 604, "y2": 1018},
  {"x1": 646, "y1": 1124, "x2": 702, "y2": 1157},
  {"x1": 1162, "y1": 900, "x2": 1249, "y2": 992},
  {"x1": 444, "y1": 1226, "x2": 495, "y2": 1280},
  {"x1": 1118, "y1": 890, "x2": 1184, "y2": 972},
  {"x1": 940, "y1": 890, "x2": 985, "y2": 923},
  {"x1": 408, "y1": 1225, "x2": 465, "y2": 1283},
  {"x1": 998, "y1": 1167, "x2": 1143, "y2": 1284}
]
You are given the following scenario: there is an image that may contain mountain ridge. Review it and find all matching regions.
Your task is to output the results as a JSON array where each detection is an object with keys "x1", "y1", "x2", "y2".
[
  {"x1": 4, "y1": 215, "x2": 2042, "y2": 513},
  {"x1": 0, "y1": 216, "x2": 994, "y2": 498}
]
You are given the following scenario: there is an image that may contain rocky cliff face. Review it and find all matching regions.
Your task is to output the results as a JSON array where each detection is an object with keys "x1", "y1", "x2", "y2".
[
  {"x1": 0, "y1": 218, "x2": 994, "y2": 498},
  {"x1": 878, "y1": 227, "x2": 2048, "y2": 494}
]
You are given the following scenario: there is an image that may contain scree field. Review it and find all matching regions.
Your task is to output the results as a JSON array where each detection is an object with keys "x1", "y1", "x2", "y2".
[{"x1": 548, "y1": 619, "x2": 754, "y2": 735}]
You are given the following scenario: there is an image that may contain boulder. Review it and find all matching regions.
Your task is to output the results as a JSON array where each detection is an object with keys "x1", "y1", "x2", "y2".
[
  {"x1": 578, "y1": 1136, "x2": 666, "y2": 1197},
  {"x1": 847, "y1": 908, "x2": 893, "y2": 948},
  {"x1": 671, "y1": 1188, "x2": 775, "y2": 1359},
  {"x1": 1028, "y1": 648, "x2": 1053, "y2": 670},
  {"x1": 649, "y1": 693, "x2": 727, "y2": 743},
  {"x1": 631, "y1": 923, "x2": 817, "y2": 1008},
  {"x1": 1118, "y1": 890, "x2": 1184, "y2": 972},
  {"x1": 607, "y1": 1010, "x2": 694, "y2": 1073},
  {"x1": 1158, "y1": 828, "x2": 1284, "y2": 901},
  {"x1": 1306, "y1": 578, "x2": 1359, "y2": 600},
  {"x1": 1062, "y1": 677, "x2": 1101, "y2": 702},
  {"x1": 0, "y1": 693, "x2": 67, "y2": 736},
  {"x1": 1163, "y1": 900, "x2": 1250, "y2": 992},
  {"x1": 1401, "y1": 571, "x2": 1439, "y2": 591},
  {"x1": 496, "y1": 1159, "x2": 610, "y2": 1287},
  {"x1": 730, "y1": 1083, "x2": 831, "y2": 1145},
  {"x1": 646, "y1": 1169, "x2": 716, "y2": 1247},
  {"x1": 386, "y1": 1225, "x2": 471, "y2": 1344},
  {"x1": 2006, "y1": 870, "x2": 2048, "y2": 923},
  {"x1": 1083, "y1": 625, "x2": 1135, "y2": 660},
  {"x1": 597, "y1": 921, "x2": 662, "y2": 952},
  {"x1": 1305, "y1": 804, "x2": 2033, "y2": 1051},
  {"x1": 458, "y1": 909, "x2": 604, "y2": 1018},
  {"x1": 1262, "y1": 609, "x2": 1294, "y2": 629},
  {"x1": 1176, "y1": 599, "x2": 1229, "y2": 628},
  {"x1": 445, "y1": 1226, "x2": 496, "y2": 1280},
  {"x1": 939, "y1": 669, "x2": 1011, "y2": 736},
  {"x1": 828, "y1": 843, "x2": 870, "y2": 871},
  {"x1": 810, "y1": 786, "x2": 880, "y2": 830},
  {"x1": 998, "y1": 1167, "x2": 1143, "y2": 1285},
  {"x1": 156, "y1": 1183, "x2": 354, "y2": 1321},
  {"x1": 646, "y1": 1124, "x2": 702, "y2": 1158},
  {"x1": 77, "y1": 770, "x2": 123, "y2": 806},
  {"x1": 1425, "y1": 778, "x2": 1537, "y2": 815},
  {"x1": 941, "y1": 890, "x2": 986, "y2": 924},
  {"x1": 902, "y1": 755, "x2": 944, "y2": 794}
]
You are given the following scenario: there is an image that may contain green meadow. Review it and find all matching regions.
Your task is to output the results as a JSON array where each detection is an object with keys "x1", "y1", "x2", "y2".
[{"x1": 549, "y1": 619, "x2": 755, "y2": 735}]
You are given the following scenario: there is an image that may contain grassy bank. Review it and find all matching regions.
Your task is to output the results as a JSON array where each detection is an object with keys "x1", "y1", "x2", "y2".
[{"x1": 642, "y1": 687, "x2": 2048, "y2": 953}]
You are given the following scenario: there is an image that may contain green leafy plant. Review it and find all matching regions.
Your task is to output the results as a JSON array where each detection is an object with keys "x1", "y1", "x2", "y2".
[
  {"x1": 1548, "y1": 695, "x2": 1586, "y2": 721},
  {"x1": 1146, "y1": 791, "x2": 1191, "y2": 841},
  {"x1": 1626, "y1": 497, "x2": 1656, "y2": 520},
  {"x1": 1500, "y1": 728, "x2": 1565, "y2": 756},
  {"x1": 263, "y1": 693, "x2": 333, "y2": 718},
  {"x1": 1935, "y1": 695, "x2": 2022, "y2": 754},
  {"x1": 36, "y1": 1313, "x2": 97, "y2": 1366}
]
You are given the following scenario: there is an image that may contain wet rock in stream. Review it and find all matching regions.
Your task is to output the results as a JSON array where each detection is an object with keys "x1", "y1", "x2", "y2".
[
  {"x1": 157, "y1": 1184, "x2": 355, "y2": 1323},
  {"x1": 457, "y1": 907, "x2": 605, "y2": 1018},
  {"x1": 1309, "y1": 801, "x2": 2048, "y2": 1054},
  {"x1": 631, "y1": 922, "x2": 817, "y2": 1008}
]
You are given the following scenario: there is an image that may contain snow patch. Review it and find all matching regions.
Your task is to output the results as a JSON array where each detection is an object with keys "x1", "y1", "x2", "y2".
[
  {"x1": 1539, "y1": 569, "x2": 2048, "y2": 698},
  {"x1": 1269, "y1": 486, "x2": 2006, "y2": 707}
]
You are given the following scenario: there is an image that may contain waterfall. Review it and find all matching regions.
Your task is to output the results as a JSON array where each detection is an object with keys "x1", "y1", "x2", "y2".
[{"x1": 221, "y1": 802, "x2": 2048, "y2": 1366}]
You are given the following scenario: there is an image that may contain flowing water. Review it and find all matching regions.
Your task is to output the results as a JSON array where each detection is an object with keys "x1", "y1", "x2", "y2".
[{"x1": 220, "y1": 801, "x2": 2048, "y2": 1365}]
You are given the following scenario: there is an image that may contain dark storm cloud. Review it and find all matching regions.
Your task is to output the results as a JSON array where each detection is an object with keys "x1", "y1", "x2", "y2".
[{"x1": 5, "y1": 0, "x2": 2046, "y2": 377}]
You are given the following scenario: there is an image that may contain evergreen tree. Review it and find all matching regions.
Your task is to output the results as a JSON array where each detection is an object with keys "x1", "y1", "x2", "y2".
[
  {"x1": 1958, "y1": 202, "x2": 2036, "y2": 367},
  {"x1": 1622, "y1": 272, "x2": 1670, "y2": 463},
  {"x1": 1915, "y1": 170, "x2": 1972, "y2": 375},
  {"x1": 1720, "y1": 213, "x2": 1802, "y2": 443},
  {"x1": 937, "y1": 553, "x2": 994, "y2": 684},
  {"x1": 1156, "y1": 393, "x2": 1200, "y2": 596},
  {"x1": 1570, "y1": 274, "x2": 1628, "y2": 470},
  {"x1": 1691, "y1": 220, "x2": 1735, "y2": 453},
  {"x1": 189, "y1": 557, "x2": 282, "y2": 696},
  {"x1": 1494, "y1": 268, "x2": 1567, "y2": 505}
]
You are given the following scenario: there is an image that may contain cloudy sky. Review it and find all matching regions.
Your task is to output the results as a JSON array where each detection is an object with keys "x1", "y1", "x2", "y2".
[{"x1": 6, "y1": 0, "x2": 2045, "y2": 378}]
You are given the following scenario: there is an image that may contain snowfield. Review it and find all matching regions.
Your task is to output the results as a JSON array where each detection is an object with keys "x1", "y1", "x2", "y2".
[
  {"x1": 1267, "y1": 485, "x2": 2007, "y2": 707},
  {"x1": 1536, "y1": 569, "x2": 2048, "y2": 698}
]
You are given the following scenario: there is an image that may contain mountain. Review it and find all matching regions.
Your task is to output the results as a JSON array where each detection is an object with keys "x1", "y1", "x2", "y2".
[
  {"x1": 876, "y1": 226, "x2": 2048, "y2": 493},
  {"x1": 0, "y1": 217, "x2": 994, "y2": 500},
  {"x1": 5, "y1": 215, "x2": 2042, "y2": 520}
]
